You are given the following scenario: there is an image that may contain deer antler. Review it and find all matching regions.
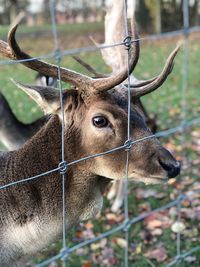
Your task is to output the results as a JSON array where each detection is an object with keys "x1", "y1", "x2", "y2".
[
  {"x1": 130, "y1": 43, "x2": 181, "y2": 97},
  {"x1": 73, "y1": 43, "x2": 181, "y2": 97},
  {"x1": 0, "y1": 21, "x2": 139, "y2": 96},
  {"x1": 4, "y1": 24, "x2": 92, "y2": 88},
  {"x1": 75, "y1": 0, "x2": 181, "y2": 96},
  {"x1": 73, "y1": 56, "x2": 108, "y2": 78}
]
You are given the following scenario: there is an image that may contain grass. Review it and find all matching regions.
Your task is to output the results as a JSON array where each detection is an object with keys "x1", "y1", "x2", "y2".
[{"x1": 0, "y1": 22, "x2": 200, "y2": 266}]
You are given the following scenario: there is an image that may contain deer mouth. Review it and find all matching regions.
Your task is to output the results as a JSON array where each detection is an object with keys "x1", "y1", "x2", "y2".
[{"x1": 128, "y1": 173, "x2": 169, "y2": 185}]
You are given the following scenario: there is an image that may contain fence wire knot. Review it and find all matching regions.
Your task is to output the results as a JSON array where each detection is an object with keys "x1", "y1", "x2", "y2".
[
  {"x1": 60, "y1": 247, "x2": 69, "y2": 262},
  {"x1": 124, "y1": 139, "x2": 132, "y2": 151},
  {"x1": 54, "y1": 48, "x2": 62, "y2": 63},
  {"x1": 123, "y1": 218, "x2": 130, "y2": 232},
  {"x1": 58, "y1": 161, "x2": 68, "y2": 175},
  {"x1": 123, "y1": 35, "x2": 132, "y2": 50}
]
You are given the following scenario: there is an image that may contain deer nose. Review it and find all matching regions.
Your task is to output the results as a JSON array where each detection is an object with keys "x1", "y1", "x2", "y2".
[{"x1": 158, "y1": 149, "x2": 181, "y2": 178}]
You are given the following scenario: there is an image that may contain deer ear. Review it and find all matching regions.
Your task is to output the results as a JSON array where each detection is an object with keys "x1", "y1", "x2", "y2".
[{"x1": 11, "y1": 79, "x2": 61, "y2": 114}]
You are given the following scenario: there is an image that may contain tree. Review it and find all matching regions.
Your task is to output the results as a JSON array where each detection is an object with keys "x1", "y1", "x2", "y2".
[{"x1": 145, "y1": 0, "x2": 162, "y2": 33}]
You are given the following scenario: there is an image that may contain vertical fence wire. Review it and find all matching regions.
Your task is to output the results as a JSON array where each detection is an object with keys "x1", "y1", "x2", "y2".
[
  {"x1": 49, "y1": 0, "x2": 68, "y2": 266},
  {"x1": 175, "y1": 1, "x2": 189, "y2": 266},
  {"x1": 123, "y1": 0, "x2": 131, "y2": 266}
]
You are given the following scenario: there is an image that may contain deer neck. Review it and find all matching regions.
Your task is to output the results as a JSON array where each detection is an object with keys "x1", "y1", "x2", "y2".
[
  {"x1": 1, "y1": 114, "x2": 110, "y2": 265},
  {"x1": 17, "y1": 114, "x2": 62, "y2": 170},
  {"x1": 3, "y1": 113, "x2": 110, "y2": 230}
]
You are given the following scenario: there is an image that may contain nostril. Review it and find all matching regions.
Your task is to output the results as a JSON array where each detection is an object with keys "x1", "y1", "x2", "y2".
[{"x1": 159, "y1": 159, "x2": 181, "y2": 178}]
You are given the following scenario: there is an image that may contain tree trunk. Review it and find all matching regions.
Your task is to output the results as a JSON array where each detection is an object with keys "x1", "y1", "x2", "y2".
[{"x1": 155, "y1": 0, "x2": 161, "y2": 33}]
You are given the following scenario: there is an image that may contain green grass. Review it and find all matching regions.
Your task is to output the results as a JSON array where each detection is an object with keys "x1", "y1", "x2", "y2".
[
  {"x1": 0, "y1": 22, "x2": 104, "y2": 39},
  {"x1": 0, "y1": 22, "x2": 200, "y2": 266}
]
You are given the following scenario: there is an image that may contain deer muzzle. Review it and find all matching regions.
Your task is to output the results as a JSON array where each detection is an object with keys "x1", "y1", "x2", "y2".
[{"x1": 158, "y1": 148, "x2": 181, "y2": 179}]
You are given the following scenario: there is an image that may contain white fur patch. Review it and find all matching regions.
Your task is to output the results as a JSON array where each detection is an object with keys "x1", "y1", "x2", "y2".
[
  {"x1": 79, "y1": 190, "x2": 103, "y2": 221},
  {"x1": 3, "y1": 217, "x2": 62, "y2": 264}
]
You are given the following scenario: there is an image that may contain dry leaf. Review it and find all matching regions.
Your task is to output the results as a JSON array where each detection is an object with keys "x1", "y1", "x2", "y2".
[
  {"x1": 48, "y1": 262, "x2": 58, "y2": 267},
  {"x1": 145, "y1": 213, "x2": 172, "y2": 230},
  {"x1": 182, "y1": 228, "x2": 198, "y2": 238},
  {"x1": 138, "y1": 202, "x2": 151, "y2": 212},
  {"x1": 136, "y1": 189, "x2": 157, "y2": 199},
  {"x1": 106, "y1": 213, "x2": 124, "y2": 224},
  {"x1": 82, "y1": 260, "x2": 91, "y2": 267},
  {"x1": 100, "y1": 238, "x2": 107, "y2": 248},
  {"x1": 91, "y1": 242, "x2": 101, "y2": 251},
  {"x1": 151, "y1": 228, "x2": 163, "y2": 236},
  {"x1": 184, "y1": 256, "x2": 197, "y2": 263},
  {"x1": 84, "y1": 222, "x2": 94, "y2": 229},
  {"x1": 155, "y1": 192, "x2": 166, "y2": 199},
  {"x1": 115, "y1": 238, "x2": 127, "y2": 248},
  {"x1": 181, "y1": 208, "x2": 196, "y2": 219},
  {"x1": 171, "y1": 221, "x2": 186, "y2": 233},
  {"x1": 145, "y1": 247, "x2": 168, "y2": 262},
  {"x1": 147, "y1": 219, "x2": 163, "y2": 229}
]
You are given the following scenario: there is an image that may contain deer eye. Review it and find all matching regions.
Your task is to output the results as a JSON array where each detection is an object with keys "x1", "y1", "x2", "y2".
[{"x1": 92, "y1": 116, "x2": 109, "y2": 128}]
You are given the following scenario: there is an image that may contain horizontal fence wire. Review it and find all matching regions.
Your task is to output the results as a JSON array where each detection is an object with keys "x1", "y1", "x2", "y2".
[
  {"x1": 0, "y1": 0, "x2": 200, "y2": 266},
  {"x1": 35, "y1": 190, "x2": 200, "y2": 267},
  {"x1": 0, "y1": 25, "x2": 200, "y2": 66}
]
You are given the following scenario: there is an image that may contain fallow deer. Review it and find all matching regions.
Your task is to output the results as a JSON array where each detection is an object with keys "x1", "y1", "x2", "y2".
[
  {"x1": 73, "y1": 0, "x2": 162, "y2": 211},
  {"x1": 0, "y1": 92, "x2": 49, "y2": 150},
  {"x1": 0, "y1": 18, "x2": 181, "y2": 267}
]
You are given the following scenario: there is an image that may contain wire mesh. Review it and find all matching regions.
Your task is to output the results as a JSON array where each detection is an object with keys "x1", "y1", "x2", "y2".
[{"x1": 0, "y1": 0, "x2": 199, "y2": 266}]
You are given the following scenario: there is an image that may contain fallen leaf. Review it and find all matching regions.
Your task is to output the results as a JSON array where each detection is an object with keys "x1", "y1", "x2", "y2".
[
  {"x1": 105, "y1": 213, "x2": 124, "y2": 224},
  {"x1": 100, "y1": 238, "x2": 107, "y2": 248},
  {"x1": 136, "y1": 189, "x2": 157, "y2": 199},
  {"x1": 90, "y1": 242, "x2": 101, "y2": 251},
  {"x1": 138, "y1": 202, "x2": 151, "y2": 212},
  {"x1": 145, "y1": 213, "x2": 172, "y2": 231},
  {"x1": 181, "y1": 208, "x2": 196, "y2": 219},
  {"x1": 155, "y1": 192, "x2": 166, "y2": 199},
  {"x1": 184, "y1": 256, "x2": 197, "y2": 263},
  {"x1": 135, "y1": 243, "x2": 142, "y2": 254},
  {"x1": 115, "y1": 237, "x2": 127, "y2": 248},
  {"x1": 147, "y1": 219, "x2": 163, "y2": 229},
  {"x1": 145, "y1": 247, "x2": 168, "y2": 262},
  {"x1": 48, "y1": 262, "x2": 58, "y2": 267},
  {"x1": 82, "y1": 260, "x2": 91, "y2": 267},
  {"x1": 171, "y1": 221, "x2": 186, "y2": 233},
  {"x1": 182, "y1": 228, "x2": 199, "y2": 238},
  {"x1": 84, "y1": 222, "x2": 94, "y2": 229},
  {"x1": 76, "y1": 247, "x2": 89, "y2": 256},
  {"x1": 151, "y1": 228, "x2": 163, "y2": 236}
]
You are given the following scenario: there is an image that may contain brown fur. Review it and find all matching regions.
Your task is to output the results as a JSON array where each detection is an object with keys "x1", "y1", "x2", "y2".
[{"x1": 0, "y1": 87, "x2": 180, "y2": 266}]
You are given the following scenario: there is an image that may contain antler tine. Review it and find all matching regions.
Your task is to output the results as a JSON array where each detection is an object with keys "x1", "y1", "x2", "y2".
[
  {"x1": 73, "y1": 17, "x2": 159, "y2": 89},
  {"x1": 1, "y1": 21, "x2": 140, "y2": 95},
  {"x1": 73, "y1": 55, "x2": 160, "y2": 88},
  {"x1": 7, "y1": 23, "x2": 93, "y2": 88},
  {"x1": 74, "y1": 54, "x2": 159, "y2": 88},
  {"x1": 127, "y1": 77, "x2": 157, "y2": 87},
  {"x1": 72, "y1": 56, "x2": 107, "y2": 78},
  {"x1": 131, "y1": 44, "x2": 181, "y2": 98},
  {"x1": 91, "y1": 19, "x2": 140, "y2": 92}
]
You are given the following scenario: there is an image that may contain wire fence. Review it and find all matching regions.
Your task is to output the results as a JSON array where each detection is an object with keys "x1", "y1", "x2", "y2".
[{"x1": 0, "y1": 0, "x2": 199, "y2": 266}]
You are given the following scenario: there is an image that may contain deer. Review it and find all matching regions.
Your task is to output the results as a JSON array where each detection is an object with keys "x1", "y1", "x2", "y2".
[
  {"x1": 0, "y1": 92, "x2": 49, "y2": 150},
  {"x1": 1, "y1": 3, "x2": 159, "y2": 215},
  {"x1": 0, "y1": 15, "x2": 181, "y2": 267},
  {"x1": 73, "y1": 1, "x2": 161, "y2": 212}
]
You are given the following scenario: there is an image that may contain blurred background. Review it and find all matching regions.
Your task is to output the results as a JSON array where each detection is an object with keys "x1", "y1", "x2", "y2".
[{"x1": 0, "y1": 0, "x2": 200, "y2": 32}]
